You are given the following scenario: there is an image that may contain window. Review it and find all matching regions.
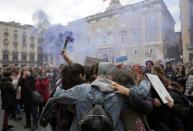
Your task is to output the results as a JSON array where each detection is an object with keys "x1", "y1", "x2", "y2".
[
  {"x1": 102, "y1": 34, "x2": 107, "y2": 45},
  {"x1": 13, "y1": 30, "x2": 18, "y2": 40},
  {"x1": 3, "y1": 50, "x2": 9, "y2": 61},
  {"x1": 30, "y1": 43, "x2": 35, "y2": 49},
  {"x1": 120, "y1": 30, "x2": 127, "y2": 44},
  {"x1": 12, "y1": 52, "x2": 18, "y2": 62},
  {"x1": 145, "y1": 48, "x2": 153, "y2": 57},
  {"x1": 13, "y1": 41, "x2": 18, "y2": 47},
  {"x1": 146, "y1": 28, "x2": 158, "y2": 41},
  {"x1": 131, "y1": 29, "x2": 141, "y2": 43},
  {"x1": 3, "y1": 38, "x2": 9, "y2": 46},
  {"x1": 133, "y1": 49, "x2": 137, "y2": 55},
  {"x1": 23, "y1": 38, "x2": 26, "y2": 43},
  {"x1": 21, "y1": 53, "x2": 27, "y2": 61},
  {"x1": 107, "y1": 32, "x2": 113, "y2": 45},
  {"x1": 29, "y1": 53, "x2": 35, "y2": 62},
  {"x1": 22, "y1": 38, "x2": 27, "y2": 48},
  {"x1": 23, "y1": 32, "x2": 27, "y2": 39},
  {"x1": 4, "y1": 29, "x2": 9, "y2": 37},
  {"x1": 190, "y1": 32, "x2": 193, "y2": 47},
  {"x1": 31, "y1": 36, "x2": 35, "y2": 42},
  {"x1": 146, "y1": 12, "x2": 158, "y2": 41},
  {"x1": 191, "y1": 2, "x2": 193, "y2": 14}
]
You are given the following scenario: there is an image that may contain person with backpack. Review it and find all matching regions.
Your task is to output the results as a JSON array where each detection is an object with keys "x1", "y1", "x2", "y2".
[
  {"x1": 49, "y1": 63, "x2": 87, "y2": 131},
  {"x1": 39, "y1": 63, "x2": 153, "y2": 131}
]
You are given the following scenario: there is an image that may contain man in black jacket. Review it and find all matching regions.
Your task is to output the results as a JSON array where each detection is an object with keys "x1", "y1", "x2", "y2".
[{"x1": 0, "y1": 68, "x2": 16, "y2": 131}]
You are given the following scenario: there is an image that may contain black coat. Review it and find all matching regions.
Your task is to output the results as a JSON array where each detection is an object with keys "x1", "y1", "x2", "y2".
[
  {"x1": 18, "y1": 76, "x2": 36, "y2": 106},
  {"x1": 0, "y1": 77, "x2": 16, "y2": 112}
]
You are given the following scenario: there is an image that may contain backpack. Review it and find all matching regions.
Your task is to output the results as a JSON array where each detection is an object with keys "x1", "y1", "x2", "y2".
[
  {"x1": 79, "y1": 104, "x2": 114, "y2": 131},
  {"x1": 79, "y1": 87, "x2": 114, "y2": 131}
]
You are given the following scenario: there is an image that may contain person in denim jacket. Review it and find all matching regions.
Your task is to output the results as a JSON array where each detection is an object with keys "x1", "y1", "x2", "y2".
[{"x1": 40, "y1": 76, "x2": 153, "y2": 131}]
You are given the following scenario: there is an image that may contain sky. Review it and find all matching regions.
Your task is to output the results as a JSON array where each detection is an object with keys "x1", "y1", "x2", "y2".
[{"x1": 0, "y1": 0, "x2": 180, "y2": 31}]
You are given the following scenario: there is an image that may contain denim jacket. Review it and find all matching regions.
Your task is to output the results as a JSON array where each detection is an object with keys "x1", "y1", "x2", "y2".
[{"x1": 40, "y1": 78, "x2": 152, "y2": 131}]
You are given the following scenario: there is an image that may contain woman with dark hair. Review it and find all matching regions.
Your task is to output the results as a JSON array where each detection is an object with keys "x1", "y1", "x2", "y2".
[
  {"x1": 144, "y1": 60, "x2": 154, "y2": 74},
  {"x1": 35, "y1": 68, "x2": 50, "y2": 117},
  {"x1": 147, "y1": 65, "x2": 193, "y2": 131},
  {"x1": 49, "y1": 63, "x2": 86, "y2": 131},
  {"x1": 112, "y1": 69, "x2": 152, "y2": 131},
  {"x1": 175, "y1": 65, "x2": 187, "y2": 92},
  {"x1": 18, "y1": 68, "x2": 38, "y2": 131},
  {"x1": 59, "y1": 63, "x2": 85, "y2": 90}
]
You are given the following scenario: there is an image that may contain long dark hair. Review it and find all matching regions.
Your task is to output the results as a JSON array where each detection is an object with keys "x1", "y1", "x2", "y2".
[{"x1": 61, "y1": 63, "x2": 85, "y2": 90}]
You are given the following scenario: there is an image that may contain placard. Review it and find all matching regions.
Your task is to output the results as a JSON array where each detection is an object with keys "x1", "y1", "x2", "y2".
[{"x1": 146, "y1": 73, "x2": 174, "y2": 104}]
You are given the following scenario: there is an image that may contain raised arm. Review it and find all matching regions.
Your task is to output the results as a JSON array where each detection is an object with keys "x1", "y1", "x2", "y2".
[{"x1": 61, "y1": 49, "x2": 73, "y2": 65}]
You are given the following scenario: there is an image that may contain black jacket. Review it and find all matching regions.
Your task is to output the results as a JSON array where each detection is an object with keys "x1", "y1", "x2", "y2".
[
  {"x1": 18, "y1": 76, "x2": 36, "y2": 105},
  {"x1": 0, "y1": 77, "x2": 16, "y2": 112}
]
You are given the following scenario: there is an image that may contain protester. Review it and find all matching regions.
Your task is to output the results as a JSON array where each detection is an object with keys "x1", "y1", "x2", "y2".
[
  {"x1": 132, "y1": 64, "x2": 144, "y2": 85},
  {"x1": 185, "y1": 69, "x2": 193, "y2": 102},
  {"x1": 165, "y1": 61, "x2": 175, "y2": 81},
  {"x1": 39, "y1": 63, "x2": 154, "y2": 131},
  {"x1": 144, "y1": 60, "x2": 154, "y2": 74},
  {"x1": 35, "y1": 68, "x2": 50, "y2": 117},
  {"x1": 0, "y1": 68, "x2": 16, "y2": 131},
  {"x1": 112, "y1": 69, "x2": 152, "y2": 131},
  {"x1": 2, "y1": 56, "x2": 193, "y2": 131},
  {"x1": 11, "y1": 68, "x2": 22, "y2": 121},
  {"x1": 175, "y1": 65, "x2": 187, "y2": 92},
  {"x1": 18, "y1": 68, "x2": 38, "y2": 131}
]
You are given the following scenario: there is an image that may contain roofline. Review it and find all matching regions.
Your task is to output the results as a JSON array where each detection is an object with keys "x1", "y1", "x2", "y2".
[
  {"x1": 0, "y1": 21, "x2": 34, "y2": 28},
  {"x1": 68, "y1": 0, "x2": 175, "y2": 24}
]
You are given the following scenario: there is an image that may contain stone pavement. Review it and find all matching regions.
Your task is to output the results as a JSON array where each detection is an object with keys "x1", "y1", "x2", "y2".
[{"x1": 0, "y1": 93, "x2": 51, "y2": 131}]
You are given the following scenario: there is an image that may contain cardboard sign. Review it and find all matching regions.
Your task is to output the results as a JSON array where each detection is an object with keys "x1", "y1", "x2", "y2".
[
  {"x1": 146, "y1": 73, "x2": 174, "y2": 104},
  {"x1": 84, "y1": 57, "x2": 103, "y2": 66},
  {"x1": 116, "y1": 56, "x2": 128, "y2": 63}
]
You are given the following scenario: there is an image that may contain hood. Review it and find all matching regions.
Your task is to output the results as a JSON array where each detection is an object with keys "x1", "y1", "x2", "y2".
[{"x1": 91, "y1": 78, "x2": 115, "y2": 93}]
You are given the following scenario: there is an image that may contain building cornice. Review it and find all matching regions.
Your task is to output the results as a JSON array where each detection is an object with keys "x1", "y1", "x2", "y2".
[
  {"x1": 0, "y1": 21, "x2": 33, "y2": 28},
  {"x1": 84, "y1": 0, "x2": 175, "y2": 23}
]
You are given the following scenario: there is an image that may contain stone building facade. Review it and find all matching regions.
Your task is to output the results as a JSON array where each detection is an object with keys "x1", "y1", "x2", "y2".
[
  {"x1": 0, "y1": 21, "x2": 38, "y2": 66},
  {"x1": 66, "y1": 0, "x2": 175, "y2": 65},
  {"x1": 180, "y1": 0, "x2": 193, "y2": 62}
]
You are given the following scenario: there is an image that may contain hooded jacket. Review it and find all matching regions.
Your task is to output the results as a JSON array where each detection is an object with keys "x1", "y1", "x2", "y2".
[{"x1": 40, "y1": 78, "x2": 152, "y2": 131}]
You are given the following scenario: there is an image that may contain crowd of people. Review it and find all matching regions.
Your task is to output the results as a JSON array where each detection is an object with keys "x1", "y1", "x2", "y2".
[
  {"x1": 0, "y1": 65, "x2": 58, "y2": 131},
  {"x1": 0, "y1": 50, "x2": 193, "y2": 131}
]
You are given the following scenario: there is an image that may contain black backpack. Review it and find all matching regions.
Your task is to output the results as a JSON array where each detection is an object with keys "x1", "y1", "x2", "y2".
[
  {"x1": 79, "y1": 103, "x2": 114, "y2": 131},
  {"x1": 79, "y1": 87, "x2": 114, "y2": 131}
]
